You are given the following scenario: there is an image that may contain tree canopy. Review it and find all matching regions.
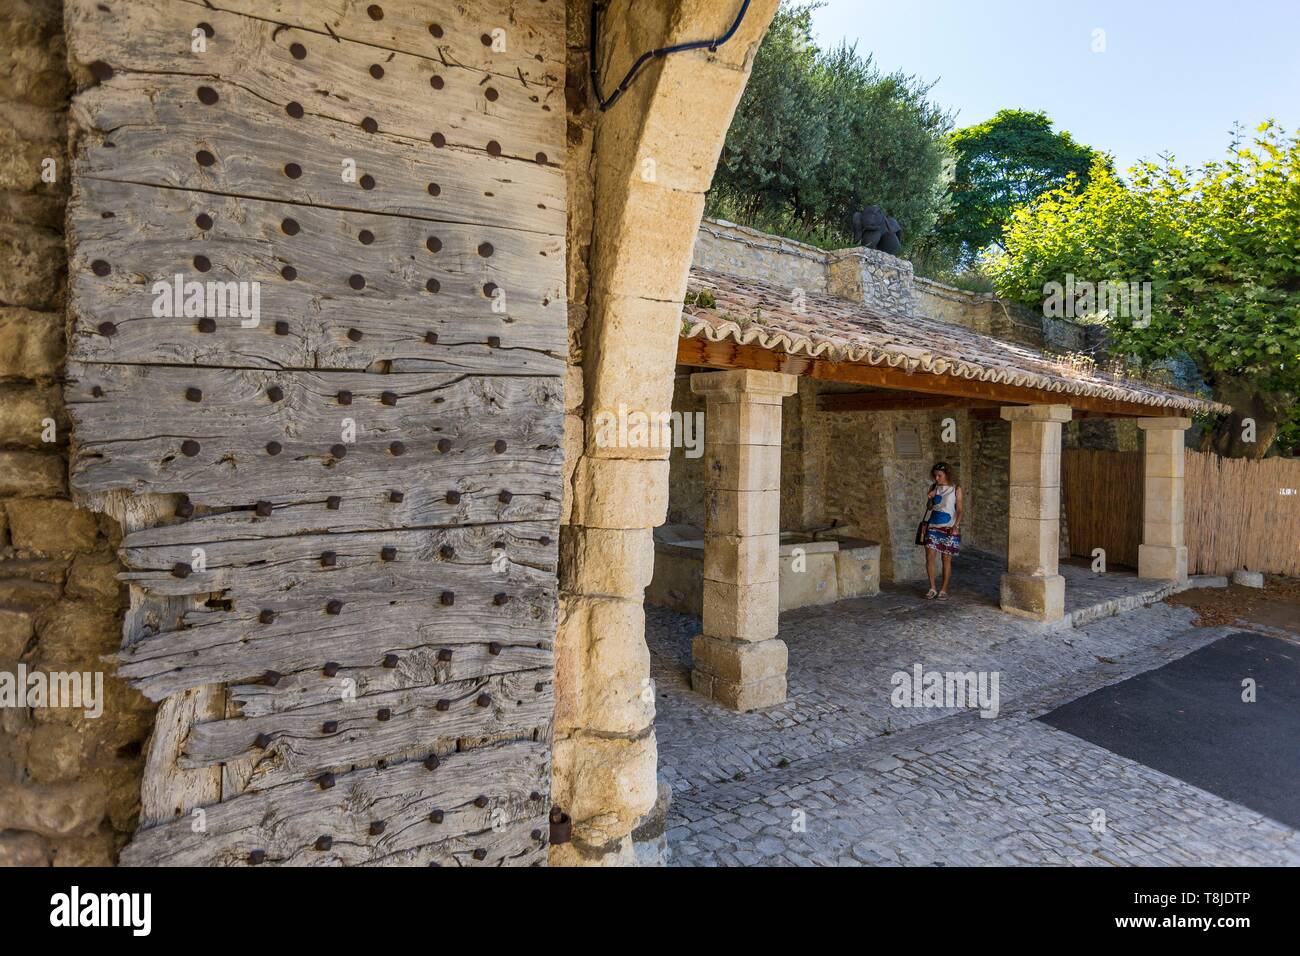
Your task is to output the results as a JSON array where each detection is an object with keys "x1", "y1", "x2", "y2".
[
  {"x1": 918, "y1": 109, "x2": 1107, "y2": 270},
  {"x1": 988, "y1": 123, "x2": 1300, "y2": 457},
  {"x1": 706, "y1": 3, "x2": 953, "y2": 251}
]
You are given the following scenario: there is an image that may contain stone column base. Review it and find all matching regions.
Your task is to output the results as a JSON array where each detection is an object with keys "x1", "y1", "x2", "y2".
[
  {"x1": 1138, "y1": 544, "x2": 1188, "y2": 583},
  {"x1": 690, "y1": 634, "x2": 787, "y2": 711},
  {"x1": 999, "y1": 572, "x2": 1065, "y2": 622}
]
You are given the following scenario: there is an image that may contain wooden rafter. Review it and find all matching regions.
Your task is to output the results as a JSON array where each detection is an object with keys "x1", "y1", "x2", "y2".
[
  {"x1": 817, "y1": 393, "x2": 1010, "y2": 413},
  {"x1": 677, "y1": 338, "x2": 1185, "y2": 418}
]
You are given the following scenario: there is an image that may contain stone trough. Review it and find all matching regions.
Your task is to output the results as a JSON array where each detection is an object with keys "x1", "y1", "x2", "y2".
[{"x1": 647, "y1": 524, "x2": 881, "y2": 616}]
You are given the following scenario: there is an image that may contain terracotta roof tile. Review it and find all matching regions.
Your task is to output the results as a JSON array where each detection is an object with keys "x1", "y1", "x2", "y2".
[{"x1": 682, "y1": 268, "x2": 1228, "y2": 415}]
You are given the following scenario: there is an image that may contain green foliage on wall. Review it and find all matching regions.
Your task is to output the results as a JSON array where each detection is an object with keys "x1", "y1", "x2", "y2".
[
  {"x1": 706, "y1": 3, "x2": 953, "y2": 252},
  {"x1": 989, "y1": 123, "x2": 1300, "y2": 457}
]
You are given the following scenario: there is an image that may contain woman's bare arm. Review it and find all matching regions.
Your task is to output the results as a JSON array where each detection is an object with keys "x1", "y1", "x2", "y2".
[{"x1": 954, "y1": 486, "x2": 964, "y2": 531}]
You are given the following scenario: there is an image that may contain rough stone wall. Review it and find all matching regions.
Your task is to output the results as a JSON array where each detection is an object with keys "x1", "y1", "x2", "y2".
[
  {"x1": 821, "y1": 406, "x2": 890, "y2": 548},
  {"x1": 914, "y1": 277, "x2": 996, "y2": 333},
  {"x1": 913, "y1": 278, "x2": 1090, "y2": 358},
  {"x1": 968, "y1": 419, "x2": 1011, "y2": 558},
  {"x1": 692, "y1": 218, "x2": 828, "y2": 293},
  {"x1": 665, "y1": 372, "x2": 706, "y2": 528},
  {"x1": 665, "y1": 370, "x2": 983, "y2": 584},
  {"x1": 1065, "y1": 418, "x2": 1140, "y2": 452},
  {"x1": 779, "y1": 378, "x2": 826, "y2": 531},
  {"x1": 0, "y1": 0, "x2": 152, "y2": 866},
  {"x1": 826, "y1": 247, "x2": 918, "y2": 318}
]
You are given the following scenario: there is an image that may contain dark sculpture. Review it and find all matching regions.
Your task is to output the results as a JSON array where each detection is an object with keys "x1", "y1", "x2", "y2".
[{"x1": 851, "y1": 205, "x2": 903, "y2": 255}]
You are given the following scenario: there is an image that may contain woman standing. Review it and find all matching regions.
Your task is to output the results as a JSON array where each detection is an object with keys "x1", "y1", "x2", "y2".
[{"x1": 923, "y1": 462, "x2": 963, "y2": 600}]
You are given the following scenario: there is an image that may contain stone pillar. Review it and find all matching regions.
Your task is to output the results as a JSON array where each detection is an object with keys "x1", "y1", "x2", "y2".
[
  {"x1": 1137, "y1": 417, "x2": 1191, "y2": 582},
  {"x1": 553, "y1": 0, "x2": 780, "y2": 866},
  {"x1": 999, "y1": 404, "x2": 1072, "y2": 622},
  {"x1": 690, "y1": 369, "x2": 797, "y2": 711}
]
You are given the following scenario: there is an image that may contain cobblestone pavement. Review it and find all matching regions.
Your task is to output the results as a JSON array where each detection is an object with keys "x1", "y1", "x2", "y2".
[{"x1": 649, "y1": 555, "x2": 1300, "y2": 866}]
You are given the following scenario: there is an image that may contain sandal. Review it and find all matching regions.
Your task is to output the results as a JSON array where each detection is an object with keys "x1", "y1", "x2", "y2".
[
  {"x1": 937, "y1": 591, "x2": 949, "y2": 600},
  {"x1": 925, "y1": 588, "x2": 938, "y2": 599}
]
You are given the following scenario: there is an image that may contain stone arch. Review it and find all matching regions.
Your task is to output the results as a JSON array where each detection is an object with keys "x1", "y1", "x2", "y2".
[{"x1": 554, "y1": 0, "x2": 779, "y2": 865}]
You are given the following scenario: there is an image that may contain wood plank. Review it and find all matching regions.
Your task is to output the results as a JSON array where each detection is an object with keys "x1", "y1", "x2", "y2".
[
  {"x1": 969, "y1": 407, "x2": 1145, "y2": 421},
  {"x1": 228, "y1": 642, "x2": 552, "y2": 718},
  {"x1": 363, "y1": 816, "x2": 547, "y2": 867},
  {"x1": 71, "y1": 77, "x2": 563, "y2": 232},
  {"x1": 118, "y1": 521, "x2": 556, "y2": 593},
  {"x1": 115, "y1": 576, "x2": 557, "y2": 701},
  {"x1": 117, "y1": 491, "x2": 561, "y2": 547},
  {"x1": 67, "y1": 0, "x2": 564, "y2": 163},
  {"x1": 146, "y1": 0, "x2": 567, "y2": 88},
  {"x1": 88, "y1": 491, "x2": 228, "y2": 826},
  {"x1": 68, "y1": 180, "x2": 565, "y2": 373},
  {"x1": 182, "y1": 670, "x2": 548, "y2": 776},
  {"x1": 679, "y1": 337, "x2": 1187, "y2": 418},
  {"x1": 117, "y1": 524, "x2": 556, "y2": 623},
  {"x1": 67, "y1": 365, "x2": 563, "y2": 502},
  {"x1": 119, "y1": 739, "x2": 551, "y2": 866}
]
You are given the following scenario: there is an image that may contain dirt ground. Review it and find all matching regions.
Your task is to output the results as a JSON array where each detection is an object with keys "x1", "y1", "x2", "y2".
[{"x1": 1166, "y1": 577, "x2": 1300, "y2": 635}]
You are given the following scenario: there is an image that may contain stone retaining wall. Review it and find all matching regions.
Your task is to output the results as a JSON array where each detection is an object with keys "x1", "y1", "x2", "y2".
[{"x1": 692, "y1": 219, "x2": 828, "y2": 293}]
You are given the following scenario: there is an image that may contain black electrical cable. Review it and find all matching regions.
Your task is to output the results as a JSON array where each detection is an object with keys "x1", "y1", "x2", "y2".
[{"x1": 589, "y1": 0, "x2": 751, "y2": 112}]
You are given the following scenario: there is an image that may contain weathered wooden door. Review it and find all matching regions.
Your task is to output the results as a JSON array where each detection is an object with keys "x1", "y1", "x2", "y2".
[{"x1": 65, "y1": 0, "x2": 565, "y2": 865}]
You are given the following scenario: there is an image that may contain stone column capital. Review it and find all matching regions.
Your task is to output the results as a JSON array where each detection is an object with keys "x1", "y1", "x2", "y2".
[
  {"x1": 1136, "y1": 416, "x2": 1193, "y2": 431},
  {"x1": 1000, "y1": 404, "x2": 1073, "y2": 423},
  {"x1": 690, "y1": 369, "x2": 798, "y2": 402}
]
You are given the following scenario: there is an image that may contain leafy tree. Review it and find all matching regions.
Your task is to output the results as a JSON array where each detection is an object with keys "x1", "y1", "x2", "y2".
[
  {"x1": 988, "y1": 123, "x2": 1300, "y2": 458},
  {"x1": 706, "y1": 3, "x2": 953, "y2": 251},
  {"x1": 920, "y1": 110, "x2": 1106, "y2": 269}
]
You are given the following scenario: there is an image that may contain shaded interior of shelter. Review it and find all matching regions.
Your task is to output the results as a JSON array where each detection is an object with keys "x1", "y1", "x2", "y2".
[
  {"x1": 645, "y1": 219, "x2": 1223, "y2": 717},
  {"x1": 649, "y1": 545, "x2": 1182, "y2": 634},
  {"x1": 650, "y1": 371, "x2": 1186, "y2": 621},
  {"x1": 646, "y1": 550, "x2": 1192, "y2": 691}
]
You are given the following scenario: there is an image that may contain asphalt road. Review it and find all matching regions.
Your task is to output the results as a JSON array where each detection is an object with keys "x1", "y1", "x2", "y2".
[{"x1": 1042, "y1": 632, "x2": 1300, "y2": 829}]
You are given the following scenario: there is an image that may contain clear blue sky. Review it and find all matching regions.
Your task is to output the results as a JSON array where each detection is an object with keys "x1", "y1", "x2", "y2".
[{"x1": 809, "y1": 0, "x2": 1300, "y2": 172}]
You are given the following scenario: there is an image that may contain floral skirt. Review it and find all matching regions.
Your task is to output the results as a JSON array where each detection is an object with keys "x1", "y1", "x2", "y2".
[{"x1": 925, "y1": 526, "x2": 961, "y2": 556}]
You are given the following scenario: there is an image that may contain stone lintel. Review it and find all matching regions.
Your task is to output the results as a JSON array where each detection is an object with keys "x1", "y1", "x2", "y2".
[
  {"x1": 1000, "y1": 404, "x2": 1073, "y2": 423},
  {"x1": 1136, "y1": 416, "x2": 1193, "y2": 431},
  {"x1": 691, "y1": 369, "x2": 798, "y2": 403}
]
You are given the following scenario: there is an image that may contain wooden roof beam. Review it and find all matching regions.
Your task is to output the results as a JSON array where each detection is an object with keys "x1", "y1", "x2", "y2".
[
  {"x1": 818, "y1": 393, "x2": 1010, "y2": 413},
  {"x1": 677, "y1": 337, "x2": 1187, "y2": 419}
]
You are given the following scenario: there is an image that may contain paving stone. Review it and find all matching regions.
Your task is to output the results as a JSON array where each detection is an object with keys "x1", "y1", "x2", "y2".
[{"x1": 649, "y1": 563, "x2": 1300, "y2": 868}]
